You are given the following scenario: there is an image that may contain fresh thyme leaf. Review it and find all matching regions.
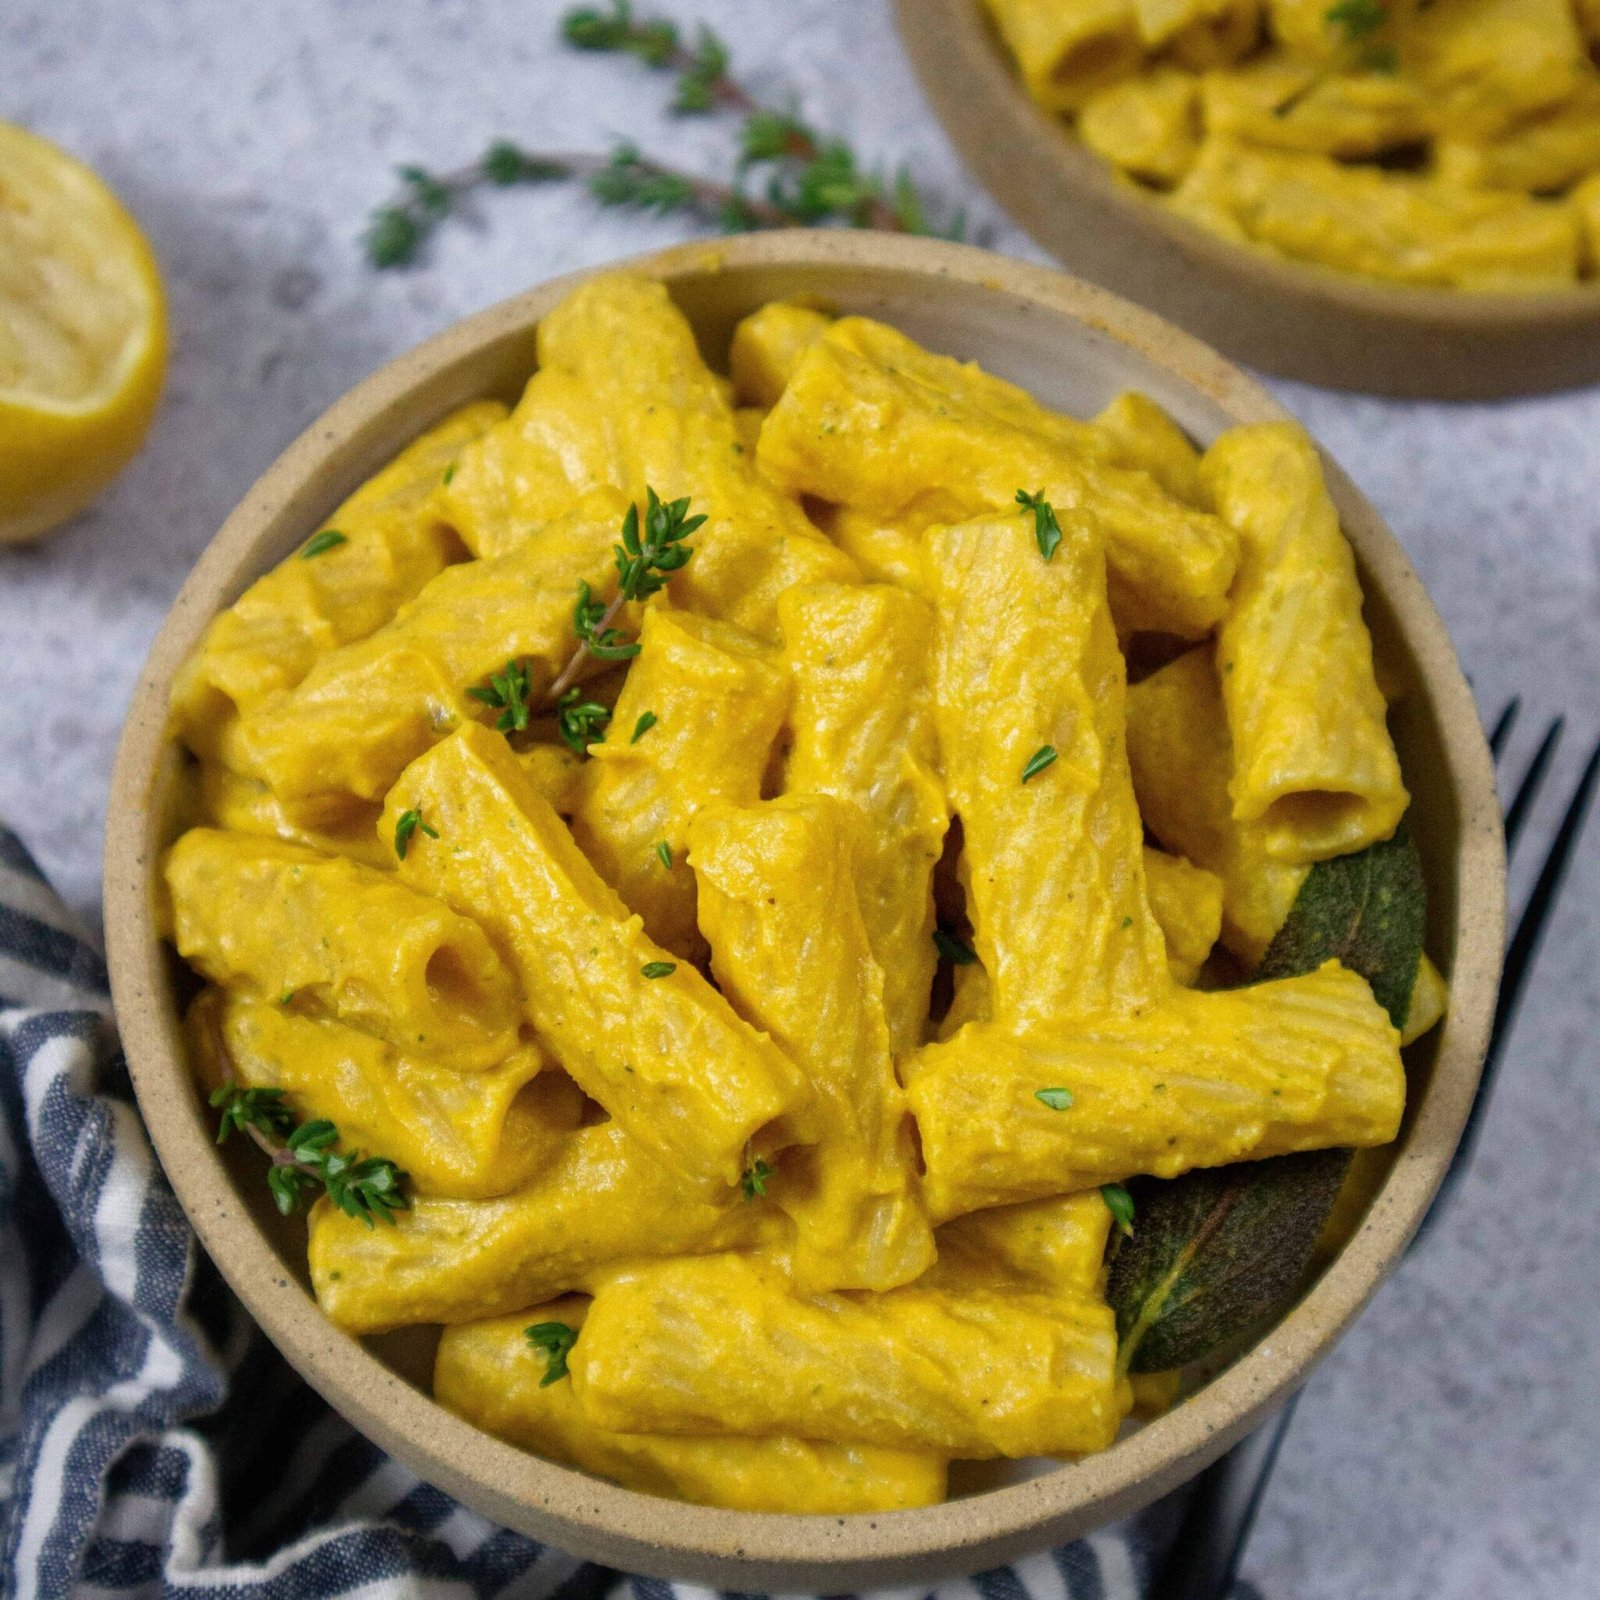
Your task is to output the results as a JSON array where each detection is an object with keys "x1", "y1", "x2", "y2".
[
  {"x1": 655, "y1": 839, "x2": 673, "y2": 869},
  {"x1": 673, "y1": 24, "x2": 729, "y2": 112},
  {"x1": 562, "y1": 0, "x2": 678, "y2": 64},
  {"x1": 555, "y1": 689, "x2": 613, "y2": 755},
  {"x1": 467, "y1": 658, "x2": 534, "y2": 732},
  {"x1": 480, "y1": 140, "x2": 569, "y2": 186},
  {"x1": 526, "y1": 1319, "x2": 580, "y2": 1385},
  {"x1": 739, "y1": 108, "x2": 819, "y2": 165},
  {"x1": 365, "y1": 205, "x2": 423, "y2": 268},
  {"x1": 641, "y1": 960, "x2": 677, "y2": 978},
  {"x1": 615, "y1": 487, "x2": 706, "y2": 602},
  {"x1": 933, "y1": 927, "x2": 978, "y2": 966},
  {"x1": 590, "y1": 142, "x2": 699, "y2": 215},
  {"x1": 211, "y1": 1084, "x2": 410, "y2": 1227},
  {"x1": 1035, "y1": 1087, "x2": 1074, "y2": 1111},
  {"x1": 209, "y1": 1084, "x2": 296, "y2": 1145},
  {"x1": 1022, "y1": 745, "x2": 1058, "y2": 783},
  {"x1": 1015, "y1": 489, "x2": 1062, "y2": 562},
  {"x1": 573, "y1": 578, "x2": 643, "y2": 661},
  {"x1": 1326, "y1": 0, "x2": 1387, "y2": 38},
  {"x1": 631, "y1": 711, "x2": 658, "y2": 743},
  {"x1": 1102, "y1": 1182, "x2": 1136, "y2": 1236},
  {"x1": 740, "y1": 1156, "x2": 773, "y2": 1200},
  {"x1": 442, "y1": 462, "x2": 457, "y2": 485},
  {"x1": 399, "y1": 164, "x2": 453, "y2": 216},
  {"x1": 393, "y1": 807, "x2": 439, "y2": 860},
  {"x1": 300, "y1": 530, "x2": 348, "y2": 559}
]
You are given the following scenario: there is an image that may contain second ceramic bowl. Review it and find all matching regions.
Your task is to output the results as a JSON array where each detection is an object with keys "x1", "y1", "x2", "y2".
[
  {"x1": 104, "y1": 231, "x2": 1504, "y2": 1588},
  {"x1": 896, "y1": 0, "x2": 1600, "y2": 399}
]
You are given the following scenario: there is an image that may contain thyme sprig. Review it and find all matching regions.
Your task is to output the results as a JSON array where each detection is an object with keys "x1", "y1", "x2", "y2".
[
  {"x1": 545, "y1": 488, "x2": 704, "y2": 707},
  {"x1": 1274, "y1": 0, "x2": 1396, "y2": 117},
  {"x1": 366, "y1": 4, "x2": 958, "y2": 268},
  {"x1": 467, "y1": 658, "x2": 534, "y2": 732},
  {"x1": 525, "y1": 1319, "x2": 580, "y2": 1385},
  {"x1": 210, "y1": 1083, "x2": 409, "y2": 1227}
]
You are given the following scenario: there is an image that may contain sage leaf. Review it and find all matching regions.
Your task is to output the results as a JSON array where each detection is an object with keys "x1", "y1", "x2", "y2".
[
  {"x1": 1107, "y1": 822, "x2": 1428, "y2": 1371},
  {"x1": 1108, "y1": 1148, "x2": 1352, "y2": 1374},
  {"x1": 1256, "y1": 822, "x2": 1427, "y2": 1029}
]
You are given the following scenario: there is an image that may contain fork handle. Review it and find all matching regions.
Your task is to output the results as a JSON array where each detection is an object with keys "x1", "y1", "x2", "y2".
[{"x1": 1148, "y1": 1391, "x2": 1303, "y2": 1600}]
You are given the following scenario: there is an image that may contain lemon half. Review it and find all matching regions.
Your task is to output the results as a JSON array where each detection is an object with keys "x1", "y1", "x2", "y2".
[{"x1": 0, "y1": 121, "x2": 168, "y2": 544}]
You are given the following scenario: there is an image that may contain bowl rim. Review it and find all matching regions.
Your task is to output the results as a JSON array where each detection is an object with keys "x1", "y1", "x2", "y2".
[{"x1": 104, "y1": 229, "x2": 1506, "y2": 1587}]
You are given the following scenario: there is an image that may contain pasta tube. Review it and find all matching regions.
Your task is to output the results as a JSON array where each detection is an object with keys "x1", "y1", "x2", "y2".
[
  {"x1": 1433, "y1": 80, "x2": 1600, "y2": 194},
  {"x1": 237, "y1": 489, "x2": 632, "y2": 821},
  {"x1": 909, "y1": 961, "x2": 1405, "y2": 1220},
  {"x1": 308, "y1": 1123, "x2": 769, "y2": 1334},
  {"x1": 778, "y1": 582, "x2": 949, "y2": 1055},
  {"x1": 728, "y1": 302, "x2": 832, "y2": 408},
  {"x1": 690, "y1": 797, "x2": 934, "y2": 1292},
  {"x1": 434, "y1": 1302, "x2": 948, "y2": 1514},
  {"x1": 382, "y1": 724, "x2": 808, "y2": 1188},
  {"x1": 806, "y1": 506, "x2": 926, "y2": 592},
  {"x1": 757, "y1": 317, "x2": 1239, "y2": 637},
  {"x1": 1142, "y1": 847, "x2": 1224, "y2": 985},
  {"x1": 1205, "y1": 422, "x2": 1408, "y2": 864},
  {"x1": 187, "y1": 988, "x2": 579, "y2": 1199},
  {"x1": 1125, "y1": 645, "x2": 1309, "y2": 963},
  {"x1": 442, "y1": 274, "x2": 856, "y2": 635},
  {"x1": 924, "y1": 510, "x2": 1168, "y2": 1029},
  {"x1": 571, "y1": 609, "x2": 790, "y2": 961},
  {"x1": 1170, "y1": 140, "x2": 1581, "y2": 289},
  {"x1": 925, "y1": 1192, "x2": 1114, "y2": 1299},
  {"x1": 164, "y1": 829, "x2": 521, "y2": 1070},
  {"x1": 979, "y1": 0, "x2": 1144, "y2": 112},
  {"x1": 170, "y1": 401, "x2": 500, "y2": 758},
  {"x1": 1091, "y1": 390, "x2": 1206, "y2": 505},
  {"x1": 195, "y1": 762, "x2": 389, "y2": 870},
  {"x1": 573, "y1": 1252, "x2": 1126, "y2": 1458},
  {"x1": 1199, "y1": 58, "x2": 1432, "y2": 159}
]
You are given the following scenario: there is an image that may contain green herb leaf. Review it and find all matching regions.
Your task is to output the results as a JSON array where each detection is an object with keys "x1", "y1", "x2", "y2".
[
  {"x1": 1326, "y1": 0, "x2": 1387, "y2": 39},
  {"x1": 590, "y1": 142, "x2": 698, "y2": 215},
  {"x1": 614, "y1": 486, "x2": 705, "y2": 602},
  {"x1": 1104, "y1": 823, "x2": 1426, "y2": 1372},
  {"x1": 1035, "y1": 1087, "x2": 1073, "y2": 1111},
  {"x1": 442, "y1": 462, "x2": 457, "y2": 485},
  {"x1": 1021, "y1": 745, "x2": 1058, "y2": 783},
  {"x1": 556, "y1": 688, "x2": 612, "y2": 755},
  {"x1": 1102, "y1": 1182, "x2": 1136, "y2": 1236},
  {"x1": 630, "y1": 711, "x2": 658, "y2": 743},
  {"x1": 209, "y1": 1084, "x2": 296, "y2": 1145},
  {"x1": 301, "y1": 530, "x2": 347, "y2": 559},
  {"x1": 740, "y1": 1156, "x2": 774, "y2": 1200},
  {"x1": 655, "y1": 839, "x2": 673, "y2": 869},
  {"x1": 365, "y1": 206, "x2": 423, "y2": 268},
  {"x1": 466, "y1": 658, "x2": 534, "y2": 732},
  {"x1": 673, "y1": 24, "x2": 729, "y2": 113},
  {"x1": 526, "y1": 1319, "x2": 580, "y2": 1384},
  {"x1": 562, "y1": 0, "x2": 678, "y2": 64},
  {"x1": 1255, "y1": 823, "x2": 1426, "y2": 1029},
  {"x1": 393, "y1": 807, "x2": 439, "y2": 860},
  {"x1": 573, "y1": 579, "x2": 641, "y2": 661},
  {"x1": 1015, "y1": 489, "x2": 1062, "y2": 562},
  {"x1": 480, "y1": 140, "x2": 569, "y2": 186},
  {"x1": 641, "y1": 961, "x2": 677, "y2": 979},
  {"x1": 1107, "y1": 1149, "x2": 1352, "y2": 1373},
  {"x1": 932, "y1": 927, "x2": 977, "y2": 966}
]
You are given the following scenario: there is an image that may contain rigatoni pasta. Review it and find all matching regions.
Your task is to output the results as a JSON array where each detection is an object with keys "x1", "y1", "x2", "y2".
[{"x1": 164, "y1": 273, "x2": 1441, "y2": 1515}]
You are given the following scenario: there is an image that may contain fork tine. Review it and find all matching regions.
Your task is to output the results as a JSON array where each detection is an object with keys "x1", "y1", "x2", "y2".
[
  {"x1": 1489, "y1": 698, "x2": 1521, "y2": 759},
  {"x1": 1414, "y1": 729, "x2": 1600, "y2": 1246},
  {"x1": 1503, "y1": 716, "x2": 1564, "y2": 859}
]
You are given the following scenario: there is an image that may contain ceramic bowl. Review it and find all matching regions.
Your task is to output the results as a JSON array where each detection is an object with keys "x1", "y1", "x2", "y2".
[
  {"x1": 895, "y1": 0, "x2": 1600, "y2": 399},
  {"x1": 104, "y1": 230, "x2": 1504, "y2": 1588}
]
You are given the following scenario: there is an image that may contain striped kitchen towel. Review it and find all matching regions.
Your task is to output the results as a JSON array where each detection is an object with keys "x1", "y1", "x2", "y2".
[{"x1": 0, "y1": 819, "x2": 1216, "y2": 1600}]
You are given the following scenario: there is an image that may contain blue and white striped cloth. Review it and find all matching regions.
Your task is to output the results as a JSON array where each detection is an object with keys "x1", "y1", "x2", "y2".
[{"x1": 0, "y1": 819, "x2": 1227, "y2": 1600}]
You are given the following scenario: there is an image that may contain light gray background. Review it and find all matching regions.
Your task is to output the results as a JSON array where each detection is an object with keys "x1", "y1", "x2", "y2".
[{"x1": 4, "y1": 4, "x2": 1597, "y2": 1596}]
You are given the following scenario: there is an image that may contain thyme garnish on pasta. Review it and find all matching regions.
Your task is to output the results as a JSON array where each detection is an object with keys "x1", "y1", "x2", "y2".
[
  {"x1": 467, "y1": 658, "x2": 534, "y2": 732},
  {"x1": 1274, "y1": 0, "x2": 1395, "y2": 116},
  {"x1": 740, "y1": 1156, "x2": 774, "y2": 1200},
  {"x1": 365, "y1": 4, "x2": 958, "y2": 268},
  {"x1": 393, "y1": 807, "x2": 438, "y2": 860},
  {"x1": 525, "y1": 1320, "x2": 580, "y2": 1385},
  {"x1": 300, "y1": 529, "x2": 347, "y2": 559},
  {"x1": 556, "y1": 691, "x2": 613, "y2": 756},
  {"x1": 932, "y1": 927, "x2": 978, "y2": 966},
  {"x1": 1101, "y1": 1182, "x2": 1136, "y2": 1236},
  {"x1": 1034, "y1": 1087, "x2": 1074, "y2": 1111},
  {"x1": 1016, "y1": 489, "x2": 1062, "y2": 562},
  {"x1": 209, "y1": 1084, "x2": 409, "y2": 1227},
  {"x1": 546, "y1": 489, "x2": 704, "y2": 707}
]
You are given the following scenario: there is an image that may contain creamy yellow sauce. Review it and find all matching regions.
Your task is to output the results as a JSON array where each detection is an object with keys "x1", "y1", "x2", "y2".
[{"x1": 164, "y1": 273, "x2": 1441, "y2": 1513}]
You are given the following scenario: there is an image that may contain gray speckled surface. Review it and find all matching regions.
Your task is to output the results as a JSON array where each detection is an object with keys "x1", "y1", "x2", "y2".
[{"x1": 4, "y1": 3, "x2": 1599, "y2": 1595}]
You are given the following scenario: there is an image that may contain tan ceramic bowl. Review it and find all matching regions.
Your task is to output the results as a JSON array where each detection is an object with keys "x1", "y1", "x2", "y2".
[
  {"x1": 895, "y1": 0, "x2": 1600, "y2": 399},
  {"x1": 105, "y1": 232, "x2": 1504, "y2": 1588}
]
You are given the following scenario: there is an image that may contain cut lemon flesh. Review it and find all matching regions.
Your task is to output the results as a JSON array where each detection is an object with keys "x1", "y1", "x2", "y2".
[{"x1": 0, "y1": 121, "x2": 167, "y2": 543}]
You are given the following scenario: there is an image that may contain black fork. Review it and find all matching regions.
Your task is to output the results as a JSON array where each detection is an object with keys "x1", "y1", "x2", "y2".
[{"x1": 1149, "y1": 701, "x2": 1600, "y2": 1600}]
